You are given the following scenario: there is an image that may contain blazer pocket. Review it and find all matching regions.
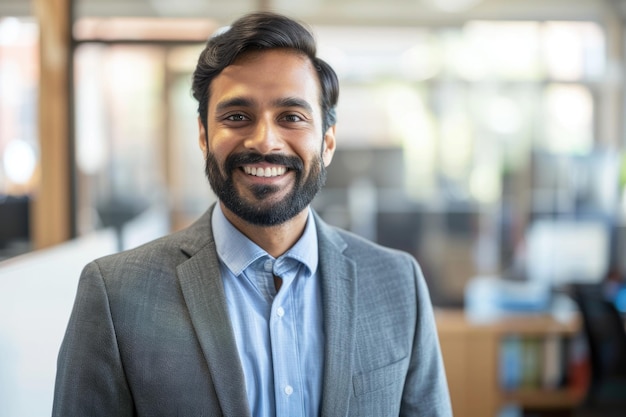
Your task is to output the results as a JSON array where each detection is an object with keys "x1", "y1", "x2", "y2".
[{"x1": 352, "y1": 356, "x2": 408, "y2": 397}]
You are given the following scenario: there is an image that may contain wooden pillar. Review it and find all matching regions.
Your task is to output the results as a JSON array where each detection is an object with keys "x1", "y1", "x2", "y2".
[
  {"x1": 31, "y1": 0, "x2": 74, "y2": 249},
  {"x1": 257, "y1": 0, "x2": 272, "y2": 11}
]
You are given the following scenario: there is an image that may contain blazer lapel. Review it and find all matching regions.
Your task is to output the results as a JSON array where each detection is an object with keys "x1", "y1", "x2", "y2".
[
  {"x1": 316, "y1": 214, "x2": 358, "y2": 417},
  {"x1": 176, "y1": 208, "x2": 251, "y2": 417}
]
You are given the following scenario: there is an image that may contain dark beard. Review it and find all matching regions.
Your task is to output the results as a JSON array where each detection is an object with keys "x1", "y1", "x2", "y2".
[{"x1": 205, "y1": 151, "x2": 326, "y2": 226}]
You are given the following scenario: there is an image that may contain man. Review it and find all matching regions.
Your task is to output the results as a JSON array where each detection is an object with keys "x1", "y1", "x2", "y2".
[{"x1": 53, "y1": 12, "x2": 452, "y2": 417}]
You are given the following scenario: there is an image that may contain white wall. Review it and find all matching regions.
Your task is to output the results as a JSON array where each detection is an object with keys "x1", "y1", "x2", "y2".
[{"x1": 0, "y1": 230, "x2": 117, "y2": 417}]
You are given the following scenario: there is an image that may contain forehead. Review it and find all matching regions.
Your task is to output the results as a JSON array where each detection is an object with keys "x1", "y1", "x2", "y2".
[
  {"x1": 209, "y1": 49, "x2": 321, "y2": 110},
  {"x1": 232, "y1": 48, "x2": 312, "y2": 69}
]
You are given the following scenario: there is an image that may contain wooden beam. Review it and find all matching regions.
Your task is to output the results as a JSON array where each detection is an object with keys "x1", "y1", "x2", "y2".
[{"x1": 31, "y1": 0, "x2": 73, "y2": 249}]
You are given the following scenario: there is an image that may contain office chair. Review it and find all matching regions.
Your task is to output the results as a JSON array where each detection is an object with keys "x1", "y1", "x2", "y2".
[{"x1": 571, "y1": 284, "x2": 626, "y2": 417}]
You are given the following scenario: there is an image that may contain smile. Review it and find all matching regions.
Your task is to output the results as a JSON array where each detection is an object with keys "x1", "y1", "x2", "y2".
[{"x1": 243, "y1": 166, "x2": 287, "y2": 178}]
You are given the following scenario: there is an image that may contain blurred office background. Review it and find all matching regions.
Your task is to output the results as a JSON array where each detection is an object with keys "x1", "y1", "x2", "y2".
[{"x1": 1, "y1": 0, "x2": 626, "y2": 416}]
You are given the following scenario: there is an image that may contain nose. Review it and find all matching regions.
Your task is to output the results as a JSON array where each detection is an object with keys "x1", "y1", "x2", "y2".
[{"x1": 244, "y1": 118, "x2": 284, "y2": 154}]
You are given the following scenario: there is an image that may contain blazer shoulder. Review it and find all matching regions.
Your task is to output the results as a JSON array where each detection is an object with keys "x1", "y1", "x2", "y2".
[
  {"x1": 317, "y1": 217, "x2": 419, "y2": 275},
  {"x1": 331, "y1": 225, "x2": 415, "y2": 260}
]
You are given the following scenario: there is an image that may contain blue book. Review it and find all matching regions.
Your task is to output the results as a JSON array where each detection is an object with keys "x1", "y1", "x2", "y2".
[{"x1": 500, "y1": 335, "x2": 522, "y2": 391}]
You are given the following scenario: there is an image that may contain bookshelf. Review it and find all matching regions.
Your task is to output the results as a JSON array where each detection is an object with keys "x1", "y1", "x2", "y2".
[{"x1": 435, "y1": 309, "x2": 586, "y2": 417}]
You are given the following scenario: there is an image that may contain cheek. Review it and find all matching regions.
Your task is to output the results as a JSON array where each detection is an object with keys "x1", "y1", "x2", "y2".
[
  {"x1": 206, "y1": 131, "x2": 234, "y2": 158},
  {"x1": 303, "y1": 147, "x2": 325, "y2": 174},
  {"x1": 297, "y1": 144, "x2": 318, "y2": 162}
]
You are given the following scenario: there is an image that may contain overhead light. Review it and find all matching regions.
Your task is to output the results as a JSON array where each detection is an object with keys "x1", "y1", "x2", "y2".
[{"x1": 3, "y1": 139, "x2": 37, "y2": 185}]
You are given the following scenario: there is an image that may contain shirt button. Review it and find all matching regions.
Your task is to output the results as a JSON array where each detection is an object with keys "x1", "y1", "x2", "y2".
[
  {"x1": 263, "y1": 260, "x2": 273, "y2": 272},
  {"x1": 276, "y1": 307, "x2": 285, "y2": 317},
  {"x1": 284, "y1": 385, "x2": 293, "y2": 396}
]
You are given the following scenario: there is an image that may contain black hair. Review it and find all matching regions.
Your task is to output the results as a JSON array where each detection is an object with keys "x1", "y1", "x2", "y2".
[{"x1": 191, "y1": 12, "x2": 339, "y2": 136}]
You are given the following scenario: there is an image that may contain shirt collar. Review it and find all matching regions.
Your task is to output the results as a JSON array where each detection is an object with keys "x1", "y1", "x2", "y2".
[{"x1": 212, "y1": 203, "x2": 319, "y2": 277}]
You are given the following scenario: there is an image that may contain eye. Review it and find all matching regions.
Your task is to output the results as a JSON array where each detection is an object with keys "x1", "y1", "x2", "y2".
[
  {"x1": 281, "y1": 114, "x2": 304, "y2": 123},
  {"x1": 225, "y1": 113, "x2": 249, "y2": 122}
]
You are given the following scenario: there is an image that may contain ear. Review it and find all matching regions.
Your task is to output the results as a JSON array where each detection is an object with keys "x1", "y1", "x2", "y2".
[
  {"x1": 197, "y1": 116, "x2": 208, "y2": 156},
  {"x1": 322, "y1": 125, "x2": 336, "y2": 167}
]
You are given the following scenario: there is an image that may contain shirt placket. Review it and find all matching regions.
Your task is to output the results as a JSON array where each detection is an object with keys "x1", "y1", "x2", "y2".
[{"x1": 270, "y1": 260, "x2": 304, "y2": 417}]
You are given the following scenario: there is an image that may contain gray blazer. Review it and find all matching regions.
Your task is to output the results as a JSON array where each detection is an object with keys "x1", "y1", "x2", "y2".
[{"x1": 52, "y1": 206, "x2": 452, "y2": 416}]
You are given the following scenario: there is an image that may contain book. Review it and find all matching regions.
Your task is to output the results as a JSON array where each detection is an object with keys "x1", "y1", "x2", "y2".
[
  {"x1": 542, "y1": 334, "x2": 563, "y2": 389},
  {"x1": 500, "y1": 335, "x2": 523, "y2": 391},
  {"x1": 521, "y1": 336, "x2": 542, "y2": 389}
]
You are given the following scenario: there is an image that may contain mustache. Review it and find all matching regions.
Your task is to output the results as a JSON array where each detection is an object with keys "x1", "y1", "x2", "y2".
[{"x1": 225, "y1": 152, "x2": 304, "y2": 172}]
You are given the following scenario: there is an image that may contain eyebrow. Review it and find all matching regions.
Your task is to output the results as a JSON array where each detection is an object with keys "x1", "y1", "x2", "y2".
[
  {"x1": 272, "y1": 97, "x2": 314, "y2": 114},
  {"x1": 215, "y1": 97, "x2": 254, "y2": 113},
  {"x1": 214, "y1": 96, "x2": 314, "y2": 114}
]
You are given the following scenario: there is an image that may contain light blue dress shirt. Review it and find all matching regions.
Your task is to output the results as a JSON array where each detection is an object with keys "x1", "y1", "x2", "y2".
[{"x1": 212, "y1": 204, "x2": 324, "y2": 417}]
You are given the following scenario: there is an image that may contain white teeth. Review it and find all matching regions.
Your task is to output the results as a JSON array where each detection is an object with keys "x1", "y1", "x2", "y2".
[{"x1": 243, "y1": 166, "x2": 286, "y2": 177}]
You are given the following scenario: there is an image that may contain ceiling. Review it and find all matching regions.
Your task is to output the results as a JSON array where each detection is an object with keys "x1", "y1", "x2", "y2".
[{"x1": 1, "y1": 0, "x2": 626, "y2": 27}]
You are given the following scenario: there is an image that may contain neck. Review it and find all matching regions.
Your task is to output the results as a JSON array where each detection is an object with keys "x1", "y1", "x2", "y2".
[{"x1": 220, "y1": 202, "x2": 309, "y2": 258}]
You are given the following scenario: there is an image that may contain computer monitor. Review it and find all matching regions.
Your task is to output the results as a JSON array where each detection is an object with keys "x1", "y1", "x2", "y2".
[
  {"x1": 0, "y1": 195, "x2": 30, "y2": 249},
  {"x1": 525, "y1": 219, "x2": 611, "y2": 286}
]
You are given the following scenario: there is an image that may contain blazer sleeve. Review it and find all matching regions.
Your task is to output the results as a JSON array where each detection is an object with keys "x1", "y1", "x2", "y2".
[
  {"x1": 52, "y1": 261, "x2": 135, "y2": 417},
  {"x1": 400, "y1": 258, "x2": 453, "y2": 417}
]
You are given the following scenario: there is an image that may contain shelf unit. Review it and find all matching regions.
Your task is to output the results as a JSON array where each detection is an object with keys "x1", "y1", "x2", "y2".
[{"x1": 436, "y1": 309, "x2": 585, "y2": 417}]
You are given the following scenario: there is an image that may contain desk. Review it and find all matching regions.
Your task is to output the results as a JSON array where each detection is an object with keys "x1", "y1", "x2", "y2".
[{"x1": 436, "y1": 309, "x2": 585, "y2": 417}]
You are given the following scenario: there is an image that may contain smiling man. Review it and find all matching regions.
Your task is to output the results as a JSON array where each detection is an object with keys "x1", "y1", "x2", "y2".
[
  {"x1": 201, "y1": 48, "x2": 335, "y2": 245},
  {"x1": 53, "y1": 12, "x2": 452, "y2": 417}
]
